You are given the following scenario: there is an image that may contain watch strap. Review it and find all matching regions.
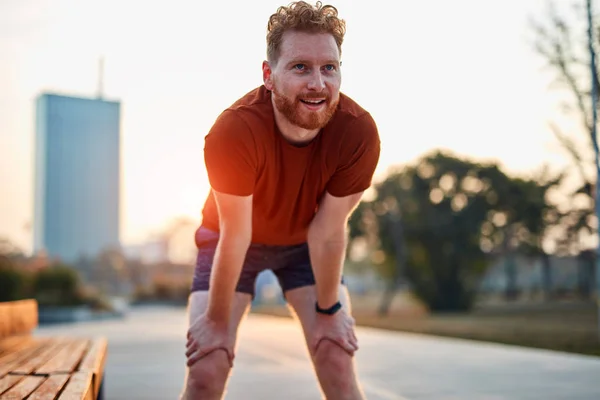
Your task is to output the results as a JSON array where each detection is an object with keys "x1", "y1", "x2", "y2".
[{"x1": 315, "y1": 301, "x2": 342, "y2": 315}]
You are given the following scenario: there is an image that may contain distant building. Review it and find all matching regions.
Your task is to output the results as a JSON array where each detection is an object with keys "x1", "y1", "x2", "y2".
[{"x1": 33, "y1": 93, "x2": 121, "y2": 263}]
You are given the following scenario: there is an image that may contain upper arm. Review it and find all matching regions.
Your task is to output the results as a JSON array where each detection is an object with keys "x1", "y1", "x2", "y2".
[
  {"x1": 204, "y1": 110, "x2": 256, "y2": 241},
  {"x1": 309, "y1": 191, "x2": 364, "y2": 240},
  {"x1": 213, "y1": 190, "x2": 253, "y2": 242}
]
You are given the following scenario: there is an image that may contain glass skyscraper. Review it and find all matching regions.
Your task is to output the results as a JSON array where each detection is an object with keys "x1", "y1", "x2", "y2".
[{"x1": 33, "y1": 93, "x2": 121, "y2": 263}]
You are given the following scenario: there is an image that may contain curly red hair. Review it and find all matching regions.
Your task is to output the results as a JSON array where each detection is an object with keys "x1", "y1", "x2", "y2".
[{"x1": 266, "y1": 1, "x2": 346, "y2": 64}]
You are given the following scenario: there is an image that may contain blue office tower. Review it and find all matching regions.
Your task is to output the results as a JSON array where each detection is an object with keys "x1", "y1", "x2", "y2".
[{"x1": 33, "y1": 93, "x2": 121, "y2": 263}]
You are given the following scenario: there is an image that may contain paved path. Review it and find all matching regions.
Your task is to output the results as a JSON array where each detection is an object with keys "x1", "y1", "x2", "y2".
[{"x1": 35, "y1": 306, "x2": 600, "y2": 399}]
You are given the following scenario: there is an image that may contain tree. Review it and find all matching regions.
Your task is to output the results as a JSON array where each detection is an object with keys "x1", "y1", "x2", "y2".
[
  {"x1": 529, "y1": 1, "x2": 598, "y2": 258},
  {"x1": 0, "y1": 256, "x2": 30, "y2": 302},
  {"x1": 497, "y1": 166, "x2": 563, "y2": 301},
  {"x1": 529, "y1": 0, "x2": 600, "y2": 302},
  {"x1": 33, "y1": 265, "x2": 85, "y2": 307},
  {"x1": 349, "y1": 151, "x2": 561, "y2": 312}
]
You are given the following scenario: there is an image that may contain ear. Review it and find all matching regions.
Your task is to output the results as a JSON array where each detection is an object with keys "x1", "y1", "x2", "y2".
[{"x1": 262, "y1": 60, "x2": 274, "y2": 90}]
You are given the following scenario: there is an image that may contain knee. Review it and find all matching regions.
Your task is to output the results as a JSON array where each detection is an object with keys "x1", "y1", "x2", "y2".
[
  {"x1": 314, "y1": 339, "x2": 355, "y2": 382},
  {"x1": 187, "y1": 350, "x2": 230, "y2": 395}
]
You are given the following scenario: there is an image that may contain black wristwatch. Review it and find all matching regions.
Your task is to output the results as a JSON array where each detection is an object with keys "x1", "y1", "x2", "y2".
[{"x1": 315, "y1": 301, "x2": 342, "y2": 315}]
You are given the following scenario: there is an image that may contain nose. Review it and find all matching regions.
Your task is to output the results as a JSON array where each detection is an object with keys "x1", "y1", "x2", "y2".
[{"x1": 307, "y1": 70, "x2": 325, "y2": 91}]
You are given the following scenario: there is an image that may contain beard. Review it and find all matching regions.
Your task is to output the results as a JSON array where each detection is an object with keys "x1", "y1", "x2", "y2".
[{"x1": 272, "y1": 85, "x2": 339, "y2": 130}]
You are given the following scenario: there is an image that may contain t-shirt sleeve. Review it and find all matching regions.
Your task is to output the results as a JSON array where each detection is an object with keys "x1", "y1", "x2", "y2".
[
  {"x1": 326, "y1": 112, "x2": 381, "y2": 197},
  {"x1": 203, "y1": 110, "x2": 257, "y2": 196}
]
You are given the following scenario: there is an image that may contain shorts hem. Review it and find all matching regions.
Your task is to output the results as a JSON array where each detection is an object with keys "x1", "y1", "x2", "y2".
[{"x1": 190, "y1": 286, "x2": 255, "y2": 299}]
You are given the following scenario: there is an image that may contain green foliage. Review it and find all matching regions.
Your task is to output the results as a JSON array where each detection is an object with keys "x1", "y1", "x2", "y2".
[
  {"x1": 0, "y1": 260, "x2": 87, "y2": 307},
  {"x1": 32, "y1": 265, "x2": 86, "y2": 307},
  {"x1": 349, "y1": 151, "x2": 561, "y2": 311},
  {"x1": 0, "y1": 256, "x2": 32, "y2": 302}
]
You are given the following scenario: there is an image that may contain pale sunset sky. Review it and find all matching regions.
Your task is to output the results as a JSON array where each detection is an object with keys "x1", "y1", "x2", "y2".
[{"x1": 0, "y1": 0, "x2": 584, "y2": 254}]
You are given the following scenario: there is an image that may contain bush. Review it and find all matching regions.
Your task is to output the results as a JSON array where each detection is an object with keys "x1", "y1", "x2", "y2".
[
  {"x1": 0, "y1": 258, "x2": 31, "y2": 302},
  {"x1": 0, "y1": 259, "x2": 106, "y2": 309},
  {"x1": 0, "y1": 269, "x2": 27, "y2": 301},
  {"x1": 32, "y1": 265, "x2": 86, "y2": 307}
]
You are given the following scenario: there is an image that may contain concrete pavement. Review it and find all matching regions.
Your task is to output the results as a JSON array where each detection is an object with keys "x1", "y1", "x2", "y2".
[{"x1": 35, "y1": 306, "x2": 600, "y2": 399}]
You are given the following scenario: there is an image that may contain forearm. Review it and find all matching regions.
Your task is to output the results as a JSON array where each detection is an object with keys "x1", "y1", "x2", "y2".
[
  {"x1": 206, "y1": 233, "x2": 251, "y2": 323},
  {"x1": 307, "y1": 222, "x2": 347, "y2": 308}
]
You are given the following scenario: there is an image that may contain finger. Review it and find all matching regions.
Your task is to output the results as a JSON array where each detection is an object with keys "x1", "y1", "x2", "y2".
[
  {"x1": 186, "y1": 337, "x2": 195, "y2": 352},
  {"x1": 342, "y1": 339, "x2": 356, "y2": 356},
  {"x1": 187, "y1": 349, "x2": 207, "y2": 367},
  {"x1": 348, "y1": 330, "x2": 357, "y2": 346},
  {"x1": 185, "y1": 342, "x2": 198, "y2": 358},
  {"x1": 349, "y1": 337, "x2": 359, "y2": 352},
  {"x1": 187, "y1": 345, "x2": 219, "y2": 367}
]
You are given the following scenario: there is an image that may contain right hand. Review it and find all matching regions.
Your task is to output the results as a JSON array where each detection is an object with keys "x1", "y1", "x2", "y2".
[
  {"x1": 310, "y1": 306, "x2": 359, "y2": 357},
  {"x1": 185, "y1": 312, "x2": 233, "y2": 368}
]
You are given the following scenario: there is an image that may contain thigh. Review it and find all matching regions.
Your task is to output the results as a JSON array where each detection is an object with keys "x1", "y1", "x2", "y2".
[
  {"x1": 191, "y1": 226, "x2": 262, "y2": 297},
  {"x1": 187, "y1": 290, "x2": 252, "y2": 342},
  {"x1": 284, "y1": 284, "x2": 353, "y2": 345},
  {"x1": 272, "y1": 243, "x2": 345, "y2": 295}
]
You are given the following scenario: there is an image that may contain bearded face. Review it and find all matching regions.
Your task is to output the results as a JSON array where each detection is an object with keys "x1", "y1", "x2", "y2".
[
  {"x1": 271, "y1": 81, "x2": 339, "y2": 130},
  {"x1": 265, "y1": 31, "x2": 342, "y2": 131}
]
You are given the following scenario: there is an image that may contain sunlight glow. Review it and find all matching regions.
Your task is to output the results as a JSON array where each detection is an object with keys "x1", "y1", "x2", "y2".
[{"x1": 0, "y1": 0, "x2": 579, "y2": 253}]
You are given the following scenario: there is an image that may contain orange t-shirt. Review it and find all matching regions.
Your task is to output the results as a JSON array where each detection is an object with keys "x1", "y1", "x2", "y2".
[{"x1": 200, "y1": 85, "x2": 380, "y2": 245}]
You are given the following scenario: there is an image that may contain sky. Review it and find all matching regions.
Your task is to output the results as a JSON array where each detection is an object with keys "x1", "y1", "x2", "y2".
[{"x1": 0, "y1": 0, "x2": 585, "y2": 254}]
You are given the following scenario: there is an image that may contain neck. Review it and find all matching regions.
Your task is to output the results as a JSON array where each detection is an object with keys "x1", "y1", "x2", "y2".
[{"x1": 271, "y1": 98, "x2": 320, "y2": 146}]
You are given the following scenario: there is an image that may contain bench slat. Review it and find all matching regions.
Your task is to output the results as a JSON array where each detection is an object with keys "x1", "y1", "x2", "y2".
[
  {"x1": 0, "y1": 337, "x2": 33, "y2": 358},
  {"x1": 10, "y1": 341, "x2": 69, "y2": 375},
  {"x1": 0, "y1": 340, "x2": 38, "y2": 366},
  {"x1": 0, "y1": 375, "x2": 45, "y2": 400},
  {"x1": 0, "y1": 301, "x2": 38, "y2": 339},
  {"x1": 0, "y1": 333, "x2": 105, "y2": 399},
  {"x1": 36, "y1": 339, "x2": 89, "y2": 375},
  {"x1": 0, "y1": 341, "x2": 48, "y2": 378},
  {"x1": 0, "y1": 375, "x2": 22, "y2": 397},
  {"x1": 78, "y1": 337, "x2": 107, "y2": 398},
  {"x1": 78, "y1": 338, "x2": 107, "y2": 374},
  {"x1": 28, "y1": 374, "x2": 70, "y2": 400},
  {"x1": 57, "y1": 371, "x2": 93, "y2": 400}
]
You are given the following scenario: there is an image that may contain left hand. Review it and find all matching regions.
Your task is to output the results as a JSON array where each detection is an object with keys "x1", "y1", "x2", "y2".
[{"x1": 310, "y1": 307, "x2": 359, "y2": 357}]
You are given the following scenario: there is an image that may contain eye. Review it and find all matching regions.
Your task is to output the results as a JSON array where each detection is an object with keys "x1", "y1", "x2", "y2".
[
  {"x1": 323, "y1": 64, "x2": 336, "y2": 71},
  {"x1": 293, "y1": 64, "x2": 306, "y2": 71}
]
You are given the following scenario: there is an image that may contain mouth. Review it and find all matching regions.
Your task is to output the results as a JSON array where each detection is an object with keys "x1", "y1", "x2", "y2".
[{"x1": 300, "y1": 98, "x2": 326, "y2": 110}]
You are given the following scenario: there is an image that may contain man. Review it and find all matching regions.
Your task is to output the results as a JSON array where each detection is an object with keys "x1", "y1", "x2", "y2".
[{"x1": 182, "y1": 1, "x2": 380, "y2": 399}]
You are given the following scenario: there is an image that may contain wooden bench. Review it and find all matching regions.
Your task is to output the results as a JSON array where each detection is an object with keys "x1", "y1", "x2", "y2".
[{"x1": 0, "y1": 300, "x2": 107, "y2": 399}]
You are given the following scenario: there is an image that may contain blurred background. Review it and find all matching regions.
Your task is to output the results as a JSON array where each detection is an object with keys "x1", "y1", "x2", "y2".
[{"x1": 2, "y1": 0, "x2": 600, "y2": 359}]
